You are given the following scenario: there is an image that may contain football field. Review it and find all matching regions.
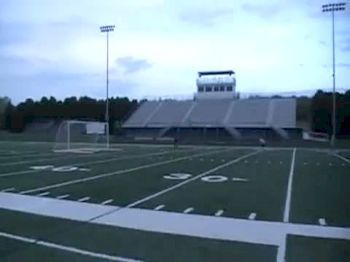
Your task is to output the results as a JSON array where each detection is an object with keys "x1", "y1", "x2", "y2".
[{"x1": 0, "y1": 141, "x2": 349, "y2": 261}]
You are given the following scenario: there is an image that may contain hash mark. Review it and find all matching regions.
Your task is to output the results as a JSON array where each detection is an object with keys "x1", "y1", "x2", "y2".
[
  {"x1": 101, "y1": 199, "x2": 113, "y2": 205},
  {"x1": 78, "y1": 197, "x2": 90, "y2": 202},
  {"x1": 56, "y1": 194, "x2": 69, "y2": 199},
  {"x1": 215, "y1": 210, "x2": 224, "y2": 217},
  {"x1": 154, "y1": 204, "x2": 165, "y2": 211},
  {"x1": 183, "y1": 207, "x2": 194, "y2": 214},
  {"x1": 248, "y1": 213, "x2": 257, "y2": 220}
]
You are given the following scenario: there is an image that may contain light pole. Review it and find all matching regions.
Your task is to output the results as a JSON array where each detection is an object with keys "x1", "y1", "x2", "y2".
[
  {"x1": 321, "y1": 3, "x2": 346, "y2": 147},
  {"x1": 100, "y1": 25, "x2": 115, "y2": 148}
]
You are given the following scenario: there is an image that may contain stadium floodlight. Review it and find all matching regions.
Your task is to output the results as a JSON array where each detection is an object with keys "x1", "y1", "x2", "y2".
[
  {"x1": 321, "y1": 3, "x2": 346, "y2": 147},
  {"x1": 100, "y1": 25, "x2": 115, "y2": 148}
]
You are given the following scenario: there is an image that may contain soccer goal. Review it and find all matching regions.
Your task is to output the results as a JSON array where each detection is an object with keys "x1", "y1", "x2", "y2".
[{"x1": 53, "y1": 120, "x2": 113, "y2": 153}]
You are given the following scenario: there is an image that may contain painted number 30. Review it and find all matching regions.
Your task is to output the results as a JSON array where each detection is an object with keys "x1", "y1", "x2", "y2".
[{"x1": 163, "y1": 173, "x2": 229, "y2": 183}]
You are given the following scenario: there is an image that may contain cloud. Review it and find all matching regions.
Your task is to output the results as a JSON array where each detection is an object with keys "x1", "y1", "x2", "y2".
[
  {"x1": 178, "y1": 7, "x2": 233, "y2": 27},
  {"x1": 241, "y1": 3, "x2": 281, "y2": 18},
  {"x1": 116, "y1": 56, "x2": 152, "y2": 74}
]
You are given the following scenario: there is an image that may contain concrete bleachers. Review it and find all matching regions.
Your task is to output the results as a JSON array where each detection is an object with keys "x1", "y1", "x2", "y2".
[
  {"x1": 227, "y1": 99, "x2": 270, "y2": 127},
  {"x1": 123, "y1": 101, "x2": 159, "y2": 127},
  {"x1": 187, "y1": 100, "x2": 231, "y2": 126},
  {"x1": 123, "y1": 98, "x2": 296, "y2": 129},
  {"x1": 147, "y1": 100, "x2": 193, "y2": 127}
]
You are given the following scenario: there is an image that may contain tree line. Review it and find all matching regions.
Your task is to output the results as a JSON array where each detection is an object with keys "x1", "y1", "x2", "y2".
[
  {"x1": 0, "y1": 90, "x2": 349, "y2": 137},
  {"x1": 0, "y1": 96, "x2": 138, "y2": 133}
]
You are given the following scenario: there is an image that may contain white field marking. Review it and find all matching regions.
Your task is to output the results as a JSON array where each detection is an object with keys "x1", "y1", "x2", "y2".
[
  {"x1": 56, "y1": 194, "x2": 70, "y2": 199},
  {"x1": 154, "y1": 205, "x2": 165, "y2": 211},
  {"x1": 1, "y1": 187, "x2": 15, "y2": 192},
  {"x1": 184, "y1": 207, "x2": 194, "y2": 214},
  {"x1": 1, "y1": 192, "x2": 350, "y2": 246},
  {"x1": 101, "y1": 199, "x2": 114, "y2": 205},
  {"x1": 232, "y1": 177, "x2": 249, "y2": 182},
  {"x1": 0, "y1": 149, "x2": 184, "y2": 179},
  {"x1": 0, "y1": 170, "x2": 39, "y2": 178},
  {"x1": 37, "y1": 191, "x2": 50, "y2": 197},
  {"x1": 0, "y1": 148, "x2": 176, "y2": 167},
  {"x1": 78, "y1": 197, "x2": 90, "y2": 202},
  {"x1": 333, "y1": 153, "x2": 350, "y2": 164},
  {"x1": 0, "y1": 231, "x2": 143, "y2": 262},
  {"x1": 87, "y1": 150, "x2": 259, "y2": 222},
  {"x1": 248, "y1": 213, "x2": 257, "y2": 220},
  {"x1": 283, "y1": 148, "x2": 296, "y2": 223},
  {"x1": 276, "y1": 235, "x2": 287, "y2": 262},
  {"x1": 20, "y1": 148, "x2": 232, "y2": 195},
  {"x1": 319, "y1": 218, "x2": 327, "y2": 226},
  {"x1": 122, "y1": 151, "x2": 259, "y2": 210},
  {"x1": 215, "y1": 210, "x2": 224, "y2": 217}
]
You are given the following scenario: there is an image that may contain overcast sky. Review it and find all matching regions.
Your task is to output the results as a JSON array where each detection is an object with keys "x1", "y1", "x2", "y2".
[{"x1": 1, "y1": 0, "x2": 349, "y2": 103}]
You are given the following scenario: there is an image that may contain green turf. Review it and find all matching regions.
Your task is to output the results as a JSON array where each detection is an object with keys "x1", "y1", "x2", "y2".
[
  {"x1": 286, "y1": 235, "x2": 350, "y2": 262},
  {"x1": 0, "y1": 210, "x2": 277, "y2": 262},
  {"x1": 290, "y1": 149, "x2": 350, "y2": 227},
  {"x1": 0, "y1": 141, "x2": 349, "y2": 261}
]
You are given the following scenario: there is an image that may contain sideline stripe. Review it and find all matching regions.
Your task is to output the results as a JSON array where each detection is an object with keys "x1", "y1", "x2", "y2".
[
  {"x1": 0, "y1": 231, "x2": 143, "y2": 262},
  {"x1": 276, "y1": 235, "x2": 286, "y2": 262},
  {"x1": 20, "y1": 148, "x2": 232, "y2": 194},
  {"x1": 283, "y1": 148, "x2": 296, "y2": 223},
  {"x1": 319, "y1": 218, "x2": 327, "y2": 226}
]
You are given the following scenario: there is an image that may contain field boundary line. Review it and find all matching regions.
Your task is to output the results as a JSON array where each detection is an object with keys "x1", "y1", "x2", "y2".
[
  {"x1": 89, "y1": 150, "x2": 259, "y2": 222},
  {"x1": 283, "y1": 148, "x2": 296, "y2": 223},
  {"x1": 20, "y1": 148, "x2": 233, "y2": 194},
  {"x1": 0, "y1": 231, "x2": 143, "y2": 262},
  {"x1": 276, "y1": 235, "x2": 286, "y2": 262}
]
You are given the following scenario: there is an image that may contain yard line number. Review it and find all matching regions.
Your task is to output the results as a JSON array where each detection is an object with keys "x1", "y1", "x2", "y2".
[{"x1": 163, "y1": 173, "x2": 248, "y2": 183}]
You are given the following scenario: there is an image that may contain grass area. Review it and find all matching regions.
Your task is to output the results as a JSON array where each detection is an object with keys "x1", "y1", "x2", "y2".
[
  {"x1": 291, "y1": 149, "x2": 350, "y2": 227},
  {"x1": 0, "y1": 210, "x2": 277, "y2": 262},
  {"x1": 0, "y1": 141, "x2": 349, "y2": 261},
  {"x1": 286, "y1": 235, "x2": 350, "y2": 262}
]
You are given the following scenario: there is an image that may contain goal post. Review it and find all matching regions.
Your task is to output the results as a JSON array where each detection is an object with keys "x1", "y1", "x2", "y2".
[{"x1": 54, "y1": 120, "x2": 109, "y2": 153}]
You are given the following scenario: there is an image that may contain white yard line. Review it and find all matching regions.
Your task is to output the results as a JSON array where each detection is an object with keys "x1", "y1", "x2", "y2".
[
  {"x1": 124, "y1": 150, "x2": 259, "y2": 210},
  {"x1": 0, "y1": 149, "x2": 188, "y2": 179},
  {"x1": 56, "y1": 194, "x2": 70, "y2": 199},
  {"x1": 333, "y1": 153, "x2": 350, "y2": 164},
  {"x1": 78, "y1": 197, "x2": 90, "y2": 202},
  {"x1": 154, "y1": 205, "x2": 165, "y2": 211},
  {"x1": 20, "y1": 148, "x2": 232, "y2": 194},
  {"x1": 183, "y1": 207, "x2": 194, "y2": 214},
  {"x1": 0, "y1": 231, "x2": 143, "y2": 262},
  {"x1": 283, "y1": 148, "x2": 296, "y2": 223},
  {"x1": 101, "y1": 199, "x2": 114, "y2": 205}
]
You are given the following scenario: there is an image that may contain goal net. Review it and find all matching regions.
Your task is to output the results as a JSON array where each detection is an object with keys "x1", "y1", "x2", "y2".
[{"x1": 53, "y1": 120, "x2": 110, "y2": 153}]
